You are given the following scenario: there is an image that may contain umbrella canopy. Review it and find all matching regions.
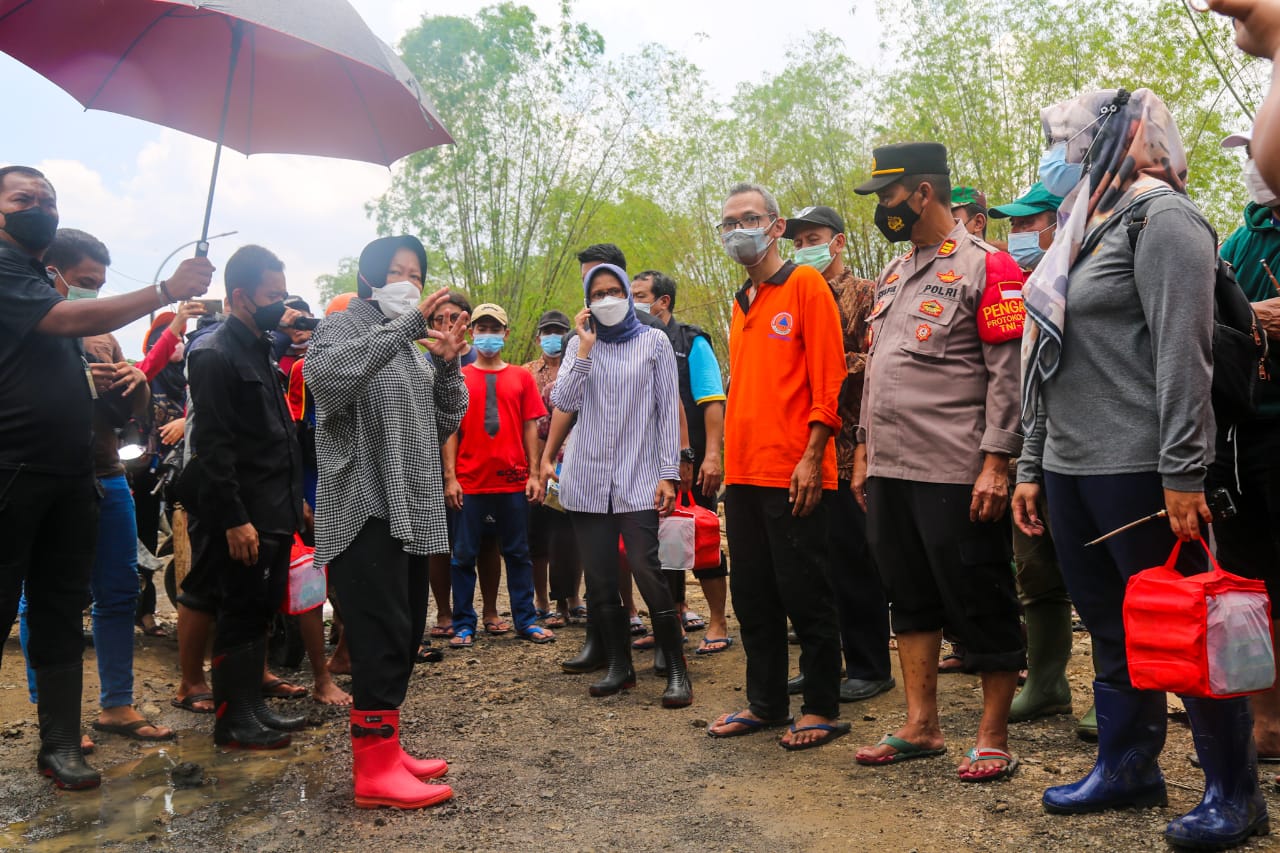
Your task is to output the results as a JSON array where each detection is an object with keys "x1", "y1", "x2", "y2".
[{"x1": 0, "y1": 0, "x2": 452, "y2": 164}]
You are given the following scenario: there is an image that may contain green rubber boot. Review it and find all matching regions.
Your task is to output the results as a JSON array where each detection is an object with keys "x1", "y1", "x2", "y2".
[
  {"x1": 1077, "y1": 642, "x2": 1101, "y2": 742},
  {"x1": 1009, "y1": 600, "x2": 1074, "y2": 722}
]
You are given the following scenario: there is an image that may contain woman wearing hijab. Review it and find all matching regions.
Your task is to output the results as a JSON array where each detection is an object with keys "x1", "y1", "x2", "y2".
[
  {"x1": 541, "y1": 263, "x2": 690, "y2": 707},
  {"x1": 304, "y1": 235, "x2": 469, "y2": 810},
  {"x1": 1013, "y1": 89, "x2": 1268, "y2": 849}
]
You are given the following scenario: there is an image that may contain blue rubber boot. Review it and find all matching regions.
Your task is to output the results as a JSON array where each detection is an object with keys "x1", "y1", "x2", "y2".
[
  {"x1": 1165, "y1": 696, "x2": 1269, "y2": 850},
  {"x1": 1043, "y1": 680, "x2": 1168, "y2": 814}
]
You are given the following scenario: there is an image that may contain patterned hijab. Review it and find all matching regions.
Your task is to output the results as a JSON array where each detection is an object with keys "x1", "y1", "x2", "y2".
[{"x1": 1020, "y1": 88, "x2": 1188, "y2": 430}]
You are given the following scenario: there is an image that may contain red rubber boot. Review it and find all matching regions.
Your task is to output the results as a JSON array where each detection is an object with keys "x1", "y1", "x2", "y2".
[
  {"x1": 399, "y1": 746, "x2": 449, "y2": 781},
  {"x1": 351, "y1": 710, "x2": 453, "y2": 809}
]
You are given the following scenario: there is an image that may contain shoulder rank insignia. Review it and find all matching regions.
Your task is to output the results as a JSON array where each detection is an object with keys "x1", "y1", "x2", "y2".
[
  {"x1": 885, "y1": 274, "x2": 899, "y2": 285},
  {"x1": 919, "y1": 299, "x2": 944, "y2": 317},
  {"x1": 902, "y1": 247, "x2": 915, "y2": 260},
  {"x1": 915, "y1": 323, "x2": 932, "y2": 342},
  {"x1": 935, "y1": 269, "x2": 963, "y2": 284},
  {"x1": 937, "y1": 239, "x2": 957, "y2": 257}
]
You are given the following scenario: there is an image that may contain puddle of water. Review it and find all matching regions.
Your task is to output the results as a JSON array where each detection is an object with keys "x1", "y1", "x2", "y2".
[{"x1": 1, "y1": 729, "x2": 331, "y2": 851}]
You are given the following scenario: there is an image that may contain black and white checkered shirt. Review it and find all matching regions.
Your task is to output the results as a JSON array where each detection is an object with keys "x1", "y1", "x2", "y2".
[{"x1": 304, "y1": 298, "x2": 468, "y2": 565}]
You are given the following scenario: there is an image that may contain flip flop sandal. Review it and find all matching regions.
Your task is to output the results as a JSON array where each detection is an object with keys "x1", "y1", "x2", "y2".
[
  {"x1": 856, "y1": 735, "x2": 948, "y2": 766},
  {"x1": 779, "y1": 721, "x2": 852, "y2": 752},
  {"x1": 92, "y1": 719, "x2": 176, "y2": 742},
  {"x1": 543, "y1": 611, "x2": 568, "y2": 628},
  {"x1": 484, "y1": 619, "x2": 512, "y2": 636},
  {"x1": 958, "y1": 747, "x2": 1019, "y2": 783},
  {"x1": 170, "y1": 692, "x2": 215, "y2": 714},
  {"x1": 707, "y1": 712, "x2": 794, "y2": 739},
  {"x1": 568, "y1": 606, "x2": 588, "y2": 624},
  {"x1": 695, "y1": 636, "x2": 735, "y2": 655},
  {"x1": 415, "y1": 642, "x2": 444, "y2": 663},
  {"x1": 262, "y1": 678, "x2": 307, "y2": 699},
  {"x1": 520, "y1": 627, "x2": 556, "y2": 644},
  {"x1": 632, "y1": 634, "x2": 656, "y2": 650},
  {"x1": 449, "y1": 627, "x2": 475, "y2": 648},
  {"x1": 682, "y1": 611, "x2": 707, "y2": 631},
  {"x1": 629, "y1": 616, "x2": 648, "y2": 636},
  {"x1": 428, "y1": 625, "x2": 455, "y2": 639}
]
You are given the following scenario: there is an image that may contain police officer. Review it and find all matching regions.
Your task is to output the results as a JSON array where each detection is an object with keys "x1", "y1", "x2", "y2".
[{"x1": 850, "y1": 143, "x2": 1026, "y2": 782}]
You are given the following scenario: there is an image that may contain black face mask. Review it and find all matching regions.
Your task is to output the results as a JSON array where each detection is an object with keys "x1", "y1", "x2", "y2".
[
  {"x1": 251, "y1": 299, "x2": 288, "y2": 333},
  {"x1": 2, "y1": 206, "x2": 58, "y2": 253},
  {"x1": 874, "y1": 192, "x2": 922, "y2": 243}
]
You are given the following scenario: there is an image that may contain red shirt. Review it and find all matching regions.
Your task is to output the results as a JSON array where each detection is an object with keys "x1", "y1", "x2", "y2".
[{"x1": 456, "y1": 363, "x2": 547, "y2": 494}]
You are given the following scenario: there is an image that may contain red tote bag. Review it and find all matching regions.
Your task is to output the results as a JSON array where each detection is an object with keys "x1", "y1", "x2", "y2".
[
  {"x1": 618, "y1": 492, "x2": 721, "y2": 571},
  {"x1": 1123, "y1": 537, "x2": 1274, "y2": 699}
]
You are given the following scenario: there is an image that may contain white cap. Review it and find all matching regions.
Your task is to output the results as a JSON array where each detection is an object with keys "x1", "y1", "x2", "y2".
[{"x1": 1222, "y1": 128, "x2": 1253, "y2": 149}]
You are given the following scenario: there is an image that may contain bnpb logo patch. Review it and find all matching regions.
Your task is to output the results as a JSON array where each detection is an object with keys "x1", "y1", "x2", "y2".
[{"x1": 770, "y1": 312, "x2": 794, "y2": 336}]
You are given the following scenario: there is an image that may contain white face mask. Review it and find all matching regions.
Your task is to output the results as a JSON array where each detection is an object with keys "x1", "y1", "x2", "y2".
[
  {"x1": 589, "y1": 295, "x2": 631, "y2": 327},
  {"x1": 374, "y1": 279, "x2": 420, "y2": 319},
  {"x1": 633, "y1": 300, "x2": 652, "y2": 314},
  {"x1": 1244, "y1": 159, "x2": 1279, "y2": 208}
]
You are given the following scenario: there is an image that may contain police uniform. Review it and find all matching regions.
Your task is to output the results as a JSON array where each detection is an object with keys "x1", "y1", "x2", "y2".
[{"x1": 855, "y1": 143, "x2": 1026, "y2": 674}]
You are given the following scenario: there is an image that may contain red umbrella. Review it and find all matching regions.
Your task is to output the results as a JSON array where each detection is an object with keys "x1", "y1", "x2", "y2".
[{"x1": 0, "y1": 0, "x2": 452, "y2": 254}]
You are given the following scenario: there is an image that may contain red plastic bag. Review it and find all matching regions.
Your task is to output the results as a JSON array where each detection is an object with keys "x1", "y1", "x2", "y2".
[
  {"x1": 1124, "y1": 538, "x2": 1274, "y2": 698},
  {"x1": 283, "y1": 534, "x2": 327, "y2": 615},
  {"x1": 616, "y1": 492, "x2": 722, "y2": 571}
]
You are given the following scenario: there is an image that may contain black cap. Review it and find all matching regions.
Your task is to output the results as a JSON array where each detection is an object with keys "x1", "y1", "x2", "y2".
[
  {"x1": 854, "y1": 142, "x2": 950, "y2": 195},
  {"x1": 536, "y1": 309, "x2": 572, "y2": 332},
  {"x1": 783, "y1": 205, "x2": 846, "y2": 240}
]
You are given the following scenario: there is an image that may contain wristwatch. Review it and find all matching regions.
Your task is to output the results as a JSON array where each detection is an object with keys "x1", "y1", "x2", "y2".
[{"x1": 680, "y1": 448, "x2": 696, "y2": 463}]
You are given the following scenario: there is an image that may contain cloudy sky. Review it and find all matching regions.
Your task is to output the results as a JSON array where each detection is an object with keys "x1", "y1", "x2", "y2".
[{"x1": 3, "y1": 0, "x2": 879, "y2": 354}]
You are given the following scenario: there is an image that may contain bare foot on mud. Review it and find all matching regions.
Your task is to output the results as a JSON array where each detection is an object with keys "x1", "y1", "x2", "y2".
[{"x1": 312, "y1": 679, "x2": 352, "y2": 706}]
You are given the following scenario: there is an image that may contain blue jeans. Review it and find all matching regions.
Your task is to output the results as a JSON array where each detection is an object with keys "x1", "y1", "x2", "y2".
[
  {"x1": 451, "y1": 492, "x2": 538, "y2": 634},
  {"x1": 19, "y1": 474, "x2": 140, "y2": 709}
]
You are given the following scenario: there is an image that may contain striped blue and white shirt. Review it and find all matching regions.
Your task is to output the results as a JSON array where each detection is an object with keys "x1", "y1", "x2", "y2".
[{"x1": 551, "y1": 327, "x2": 680, "y2": 514}]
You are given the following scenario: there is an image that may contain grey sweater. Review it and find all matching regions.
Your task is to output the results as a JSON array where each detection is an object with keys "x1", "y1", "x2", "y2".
[{"x1": 1018, "y1": 193, "x2": 1215, "y2": 491}]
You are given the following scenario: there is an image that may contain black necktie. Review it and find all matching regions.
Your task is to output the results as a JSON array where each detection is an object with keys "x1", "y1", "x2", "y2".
[{"x1": 484, "y1": 372, "x2": 500, "y2": 437}]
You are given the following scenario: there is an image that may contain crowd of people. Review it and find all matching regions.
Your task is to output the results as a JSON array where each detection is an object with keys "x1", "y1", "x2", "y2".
[{"x1": 7, "y1": 4, "x2": 1280, "y2": 848}]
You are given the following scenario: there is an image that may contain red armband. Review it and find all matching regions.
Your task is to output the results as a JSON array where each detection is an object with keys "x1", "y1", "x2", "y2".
[{"x1": 977, "y1": 250, "x2": 1026, "y2": 344}]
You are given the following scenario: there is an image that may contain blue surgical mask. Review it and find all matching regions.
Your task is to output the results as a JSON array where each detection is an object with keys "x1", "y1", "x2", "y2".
[
  {"x1": 539, "y1": 333, "x2": 563, "y2": 357},
  {"x1": 793, "y1": 238, "x2": 835, "y2": 270},
  {"x1": 472, "y1": 333, "x2": 506, "y2": 356},
  {"x1": 1007, "y1": 230, "x2": 1047, "y2": 269},
  {"x1": 633, "y1": 300, "x2": 652, "y2": 314},
  {"x1": 1038, "y1": 143, "x2": 1084, "y2": 198}
]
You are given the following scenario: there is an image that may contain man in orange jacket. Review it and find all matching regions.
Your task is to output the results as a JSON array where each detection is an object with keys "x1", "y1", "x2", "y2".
[{"x1": 706, "y1": 182, "x2": 849, "y2": 751}]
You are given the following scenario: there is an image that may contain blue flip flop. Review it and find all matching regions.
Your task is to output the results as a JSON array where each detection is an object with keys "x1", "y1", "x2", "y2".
[
  {"x1": 695, "y1": 636, "x2": 735, "y2": 655},
  {"x1": 779, "y1": 721, "x2": 852, "y2": 751},
  {"x1": 707, "y1": 711, "x2": 794, "y2": 739}
]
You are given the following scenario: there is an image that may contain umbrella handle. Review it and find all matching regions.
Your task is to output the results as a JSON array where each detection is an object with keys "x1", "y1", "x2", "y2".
[{"x1": 196, "y1": 23, "x2": 244, "y2": 261}]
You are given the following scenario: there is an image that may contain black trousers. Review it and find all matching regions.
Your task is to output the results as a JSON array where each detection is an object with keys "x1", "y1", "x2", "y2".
[
  {"x1": 1044, "y1": 470, "x2": 1205, "y2": 688},
  {"x1": 1208, "y1": 418, "x2": 1280, "y2": 602},
  {"x1": 530, "y1": 503, "x2": 582, "y2": 602},
  {"x1": 569, "y1": 510, "x2": 674, "y2": 614},
  {"x1": 0, "y1": 469, "x2": 98, "y2": 670},
  {"x1": 329, "y1": 517, "x2": 430, "y2": 709},
  {"x1": 826, "y1": 481, "x2": 892, "y2": 681},
  {"x1": 724, "y1": 485, "x2": 842, "y2": 720},
  {"x1": 866, "y1": 477, "x2": 1025, "y2": 673}
]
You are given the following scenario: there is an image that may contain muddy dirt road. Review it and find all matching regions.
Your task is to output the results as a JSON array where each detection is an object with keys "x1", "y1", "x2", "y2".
[{"x1": 1, "y1": 590, "x2": 1277, "y2": 852}]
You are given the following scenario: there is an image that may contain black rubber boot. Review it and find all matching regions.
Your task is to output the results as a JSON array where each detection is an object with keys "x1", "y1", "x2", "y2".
[
  {"x1": 256, "y1": 702, "x2": 306, "y2": 733},
  {"x1": 652, "y1": 611, "x2": 692, "y2": 708},
  {"x1": 35, "y1": 662, "x2": 100, "y2": 790},
  {"x1": 588, "y1": 605, "x2": 636, "y2": 697},
  {"x1": 1165, "y1": 696, "x2": 1269, "y2": 850},
  {"x1": 561, "y1": 618, "x2": 605, "y2": 674},
  {"x1": 213, "y1": 641, "x2": 291, "y2": 750}
]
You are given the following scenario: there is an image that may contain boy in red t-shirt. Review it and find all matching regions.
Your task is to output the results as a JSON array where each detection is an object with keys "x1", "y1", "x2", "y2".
[{"x1": 443, "y1": 304, "x2": 555, "y2": 646}]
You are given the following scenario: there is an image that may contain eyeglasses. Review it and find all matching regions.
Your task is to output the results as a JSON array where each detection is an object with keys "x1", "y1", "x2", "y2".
[
  {"x1": 588, "y1": 286, "x2": 626, "y2": 303},
  {"x1": 430, "y1": 310, "x2": 464, "y2": 328},
  {"x1": 716, "y1": 213, "x2": 776, "y2": 235}
]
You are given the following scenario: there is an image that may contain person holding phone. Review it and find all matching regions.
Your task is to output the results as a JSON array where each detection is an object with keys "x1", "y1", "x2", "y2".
[{"x1": 542, "y1": 263, "x2": 690, "y2": 708}]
